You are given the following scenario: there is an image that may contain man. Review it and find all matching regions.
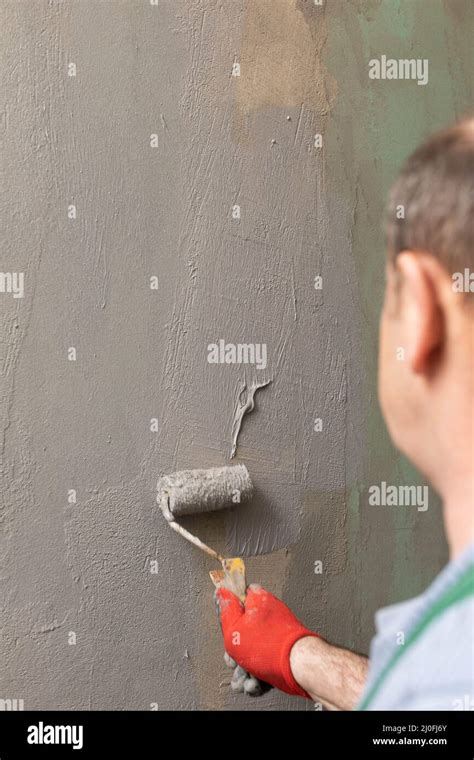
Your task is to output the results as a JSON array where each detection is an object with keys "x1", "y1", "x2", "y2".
[{"x1": 216, "y1": 119, "x2": 474, "y2": 710}]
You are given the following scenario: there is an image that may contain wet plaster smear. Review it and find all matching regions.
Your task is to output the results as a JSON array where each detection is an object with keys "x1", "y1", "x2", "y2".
[{"x1": 1, "y1": 0, "x2": 470, "y2": 709}]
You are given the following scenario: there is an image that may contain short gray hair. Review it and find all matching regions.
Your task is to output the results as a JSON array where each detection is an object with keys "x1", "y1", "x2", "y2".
[{"x1": 386, "y1": 118, "x2": 474, "y2": 275}]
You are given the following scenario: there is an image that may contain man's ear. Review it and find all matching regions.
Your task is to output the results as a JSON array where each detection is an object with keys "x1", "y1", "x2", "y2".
[{"x1": 396, "y1": 251, "x2": 444, "y2": 374}]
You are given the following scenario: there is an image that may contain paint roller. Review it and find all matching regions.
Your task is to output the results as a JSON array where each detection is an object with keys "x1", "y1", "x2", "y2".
[
  {"x1": 157, "y1": 464, "x2": 264, "y2": 696},
  {"x1": 157, "y1": 464, "x2": 252, "y2": 564},
  {"x1": 157, "y1": 464, "x2": 252, "y2": 598}
]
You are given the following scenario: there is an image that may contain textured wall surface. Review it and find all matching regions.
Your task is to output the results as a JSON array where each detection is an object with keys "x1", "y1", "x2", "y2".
[{"x1": 1, "y1": 0, "x2": 471, "y2": 710}]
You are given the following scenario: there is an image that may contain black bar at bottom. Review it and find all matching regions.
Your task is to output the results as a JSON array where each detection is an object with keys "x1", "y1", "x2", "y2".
[{"x1": 0, "y1": 710, "x2": 472, "y2": 757}]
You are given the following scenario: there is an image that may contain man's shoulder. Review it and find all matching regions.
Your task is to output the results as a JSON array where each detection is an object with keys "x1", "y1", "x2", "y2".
[
  {"x1": 406, "y1": 592, "x2": 473, "y2": 666},
  {"x1": 363, "y1": 549, "x2": 474, "y2": 710},
  {"x1": 401, "y1": 597, "x2": 474, "y2": 709}
]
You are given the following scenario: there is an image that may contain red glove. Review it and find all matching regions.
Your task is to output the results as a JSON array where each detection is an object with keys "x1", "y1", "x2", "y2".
[{"x1": 215, "y1": 584, "x2": 318, "y2": 698}]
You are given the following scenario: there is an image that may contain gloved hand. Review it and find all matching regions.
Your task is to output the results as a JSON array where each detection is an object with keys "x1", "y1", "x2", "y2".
[{"x1": 215, "y1": 583, "x2": 318, "y2": 698}]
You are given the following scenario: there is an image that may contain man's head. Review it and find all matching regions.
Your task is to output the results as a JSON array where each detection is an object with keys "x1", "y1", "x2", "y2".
[{"x1": 379, "y1": 118, "x2": 473, "y2": 506}]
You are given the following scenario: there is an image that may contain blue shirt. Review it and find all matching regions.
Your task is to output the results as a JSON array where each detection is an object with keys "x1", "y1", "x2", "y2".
[{"x1": 359, "y1": 543, "x2": 474, "y2": 710}]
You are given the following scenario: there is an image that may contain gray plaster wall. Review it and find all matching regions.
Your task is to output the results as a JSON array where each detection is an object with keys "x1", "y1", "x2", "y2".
[{"x1": 1, "y1": 0, "x2": 470, "y2": 710}]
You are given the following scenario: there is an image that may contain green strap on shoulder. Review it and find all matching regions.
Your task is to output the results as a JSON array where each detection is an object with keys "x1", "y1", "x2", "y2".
[{"x1": 358, "y1": 563, "x2": 474, "y2": 710}]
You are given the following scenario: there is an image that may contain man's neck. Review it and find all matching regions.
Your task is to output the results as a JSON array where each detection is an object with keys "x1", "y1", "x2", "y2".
[{"x1": 443, "y1": 486, "x2": 474, "y2": 560}]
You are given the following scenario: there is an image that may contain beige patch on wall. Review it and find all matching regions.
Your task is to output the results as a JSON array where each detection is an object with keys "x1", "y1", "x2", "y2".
[{"x1": 234, "y1": 0, "x2": 337, "y2": 138}]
